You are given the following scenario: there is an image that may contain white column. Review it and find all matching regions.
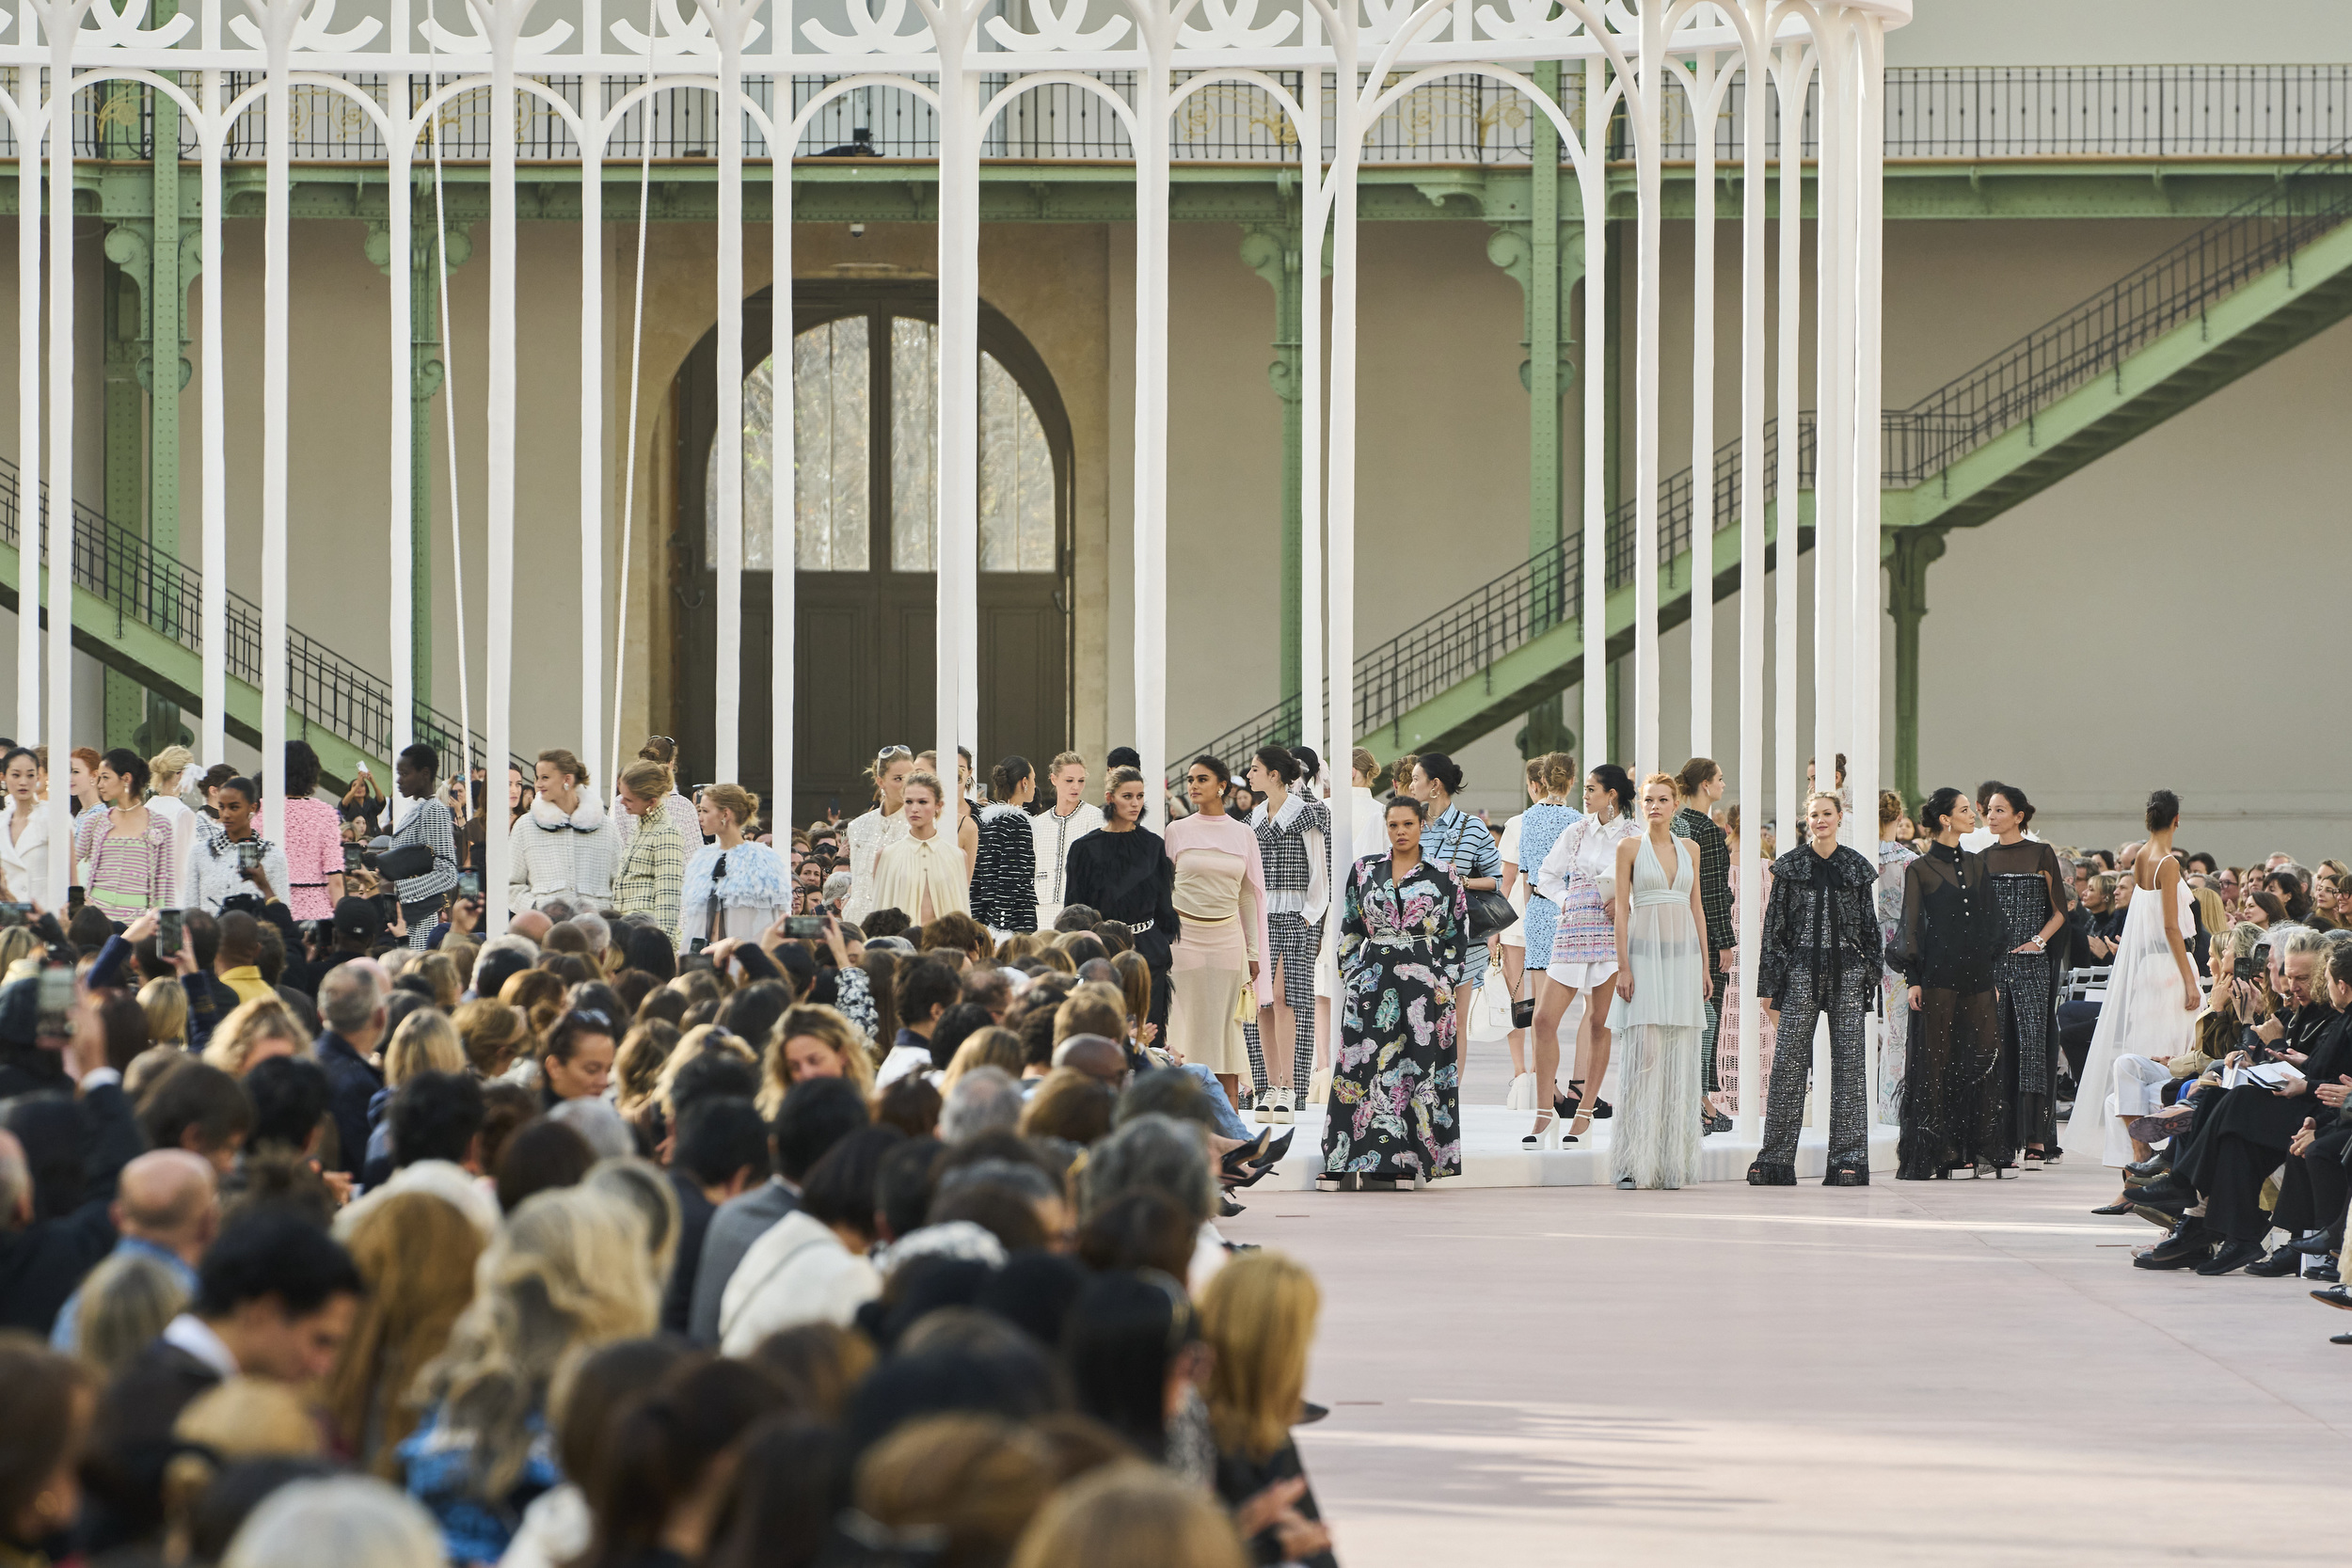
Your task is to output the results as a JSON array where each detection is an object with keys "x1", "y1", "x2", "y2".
[
  {"x1": 1296, "y1": 59, "x2": 1324, "y2": 768},
  {"x1": 41, "y1": 45, "x2": 72, "y2": 900},
  {"x1": 1132, "y1": 44, "x2": 1169, "y2": 818},
  {"x1": 1578, "y1": 55, "x2": 1608, "y2": 768},
  {"x1": 1809, "y1": 35, "x2": 1842, "y2": 834},
  {"x1": 578, "y1": 29, "x2": 604, "y2": 790},
  {"x1": 1630, "y1": 14, "x2": 1661, "y2": 783},
  {"x1": 199, "y1": 55, "x2": 226, "y2": 770},
  {"x1": 1325, "y1": 83, "x2": 1359, "y2": 890},
  {"x1": 14, "y1": 74, "x2": 40, "y2": 743},
  {"x1": 714, "y1": 40, "x2": 746, "y2": 783},
  {"x1": 1686, "y1": 52, "x2": 1717, "y2": 766},
  {"x1": 1852, "y1": 13, "x2": 1887, "y2": 1122},
  {"x1": 1772, "y1": 43, "x2": 1805, "y2": 856},
  {"x1": 935, "y1": 24, "x2": 981, "y2": 798},
  {"x1": 771, "y1": 77, "x2": 796, "y2": 823},
  {"x1": 388, "y1": 33, "x2": 413, "y2": 829},
  {"x1": 1735, "y1": 11, "x2": 1767, "y2": 1133},
  {"x1": 484, "y1": 12, "x2": 518, "y2": 931},
  {"x1": 260, "y1": 39, "x2": 291, "y2": 850}
]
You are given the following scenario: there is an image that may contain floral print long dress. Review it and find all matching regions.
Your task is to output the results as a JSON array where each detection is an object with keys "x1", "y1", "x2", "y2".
[{"x1": 1322, "y1": 853, "x2": 1469, "y2": 1182}]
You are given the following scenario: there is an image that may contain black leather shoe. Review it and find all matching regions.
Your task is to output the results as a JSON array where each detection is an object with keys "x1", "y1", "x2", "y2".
[
  {"x1": 2310, "y1": 1284, "x2": 2352, "y2": 1311},
  {"x1": 2196, "y1": 1238, "x2": 2266, "y2": 1275},
  {"x1": 2246, "y1": 1249, "x2": 2304, "y2": 1278},
  {"x1": 2131, "y1": 1177, "x2": 2192, "y2": 1209},
  {"x1": 2134, "y1": 1217, "x2": 2211, "y2": 1269},
  {"x1": 2132, "y1": 1201, "x2": 2187, "y2": 1230},
  {"x1": 2090, "y1": 1199, "x2": 2136, "y2": 1216},
  {"x1": 1746, "y1": 1162, "x2": 1796, "y2": 1186},
  {"x1": 2124, "y1": 1152, "x2": 2171, "y2": 1180},
  {"x1": 2308, "y1": 1261, "x2": 2340, "y2": 1283},
  {"x1": 1295, "y1": 1402, "x2": 1328, "y2": 1426},
  {"x1": 2287, "y1": 1230, "x2": 2342, "y2": 1256}
]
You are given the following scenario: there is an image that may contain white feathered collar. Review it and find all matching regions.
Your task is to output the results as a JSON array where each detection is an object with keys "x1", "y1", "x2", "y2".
[{"x1": 526, "y1": 794, "x2": 608, "y2": 832}]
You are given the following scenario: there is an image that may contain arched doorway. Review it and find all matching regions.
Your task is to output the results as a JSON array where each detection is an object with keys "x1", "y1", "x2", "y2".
[{"x1": 674, "y1": 282, "x2": 1074, "y2": 827}]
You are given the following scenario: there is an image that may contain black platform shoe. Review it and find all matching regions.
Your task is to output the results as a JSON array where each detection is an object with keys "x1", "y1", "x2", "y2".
[{"x1": 1746, "y1": 1162, "x2": 1796, "y2": 1186}]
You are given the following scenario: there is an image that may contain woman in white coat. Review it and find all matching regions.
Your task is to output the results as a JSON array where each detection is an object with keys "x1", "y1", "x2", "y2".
[{"x1": 508, "y1": 748, "x2": 617, "y2": 911}]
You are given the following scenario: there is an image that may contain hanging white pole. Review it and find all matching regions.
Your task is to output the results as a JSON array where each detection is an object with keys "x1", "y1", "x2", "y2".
[
  {"x1": 1735, "y1": 8, "x2": 1767, "y2": 1134},
  {"x1": 483, "y1": 1, "x2": 520, "y2": 931},
  {"x1": 770, "y1": 61, "x2": 796, "y2": 825},
  {"x1": 199, "y1": 42, "x2": 226, "y2": 771},
  {"x1": 1813, "y1": 24, "x2": 1850, "y2": 839},
  {"x1": 258, "y1": 14, "x2": 294, "y2": 851},
  {"x1": 1133, "y1": 33, "x2": 1170, "y2": 817},
  {"x1": 1629, "y1": 8, "x2": 1661, "y2": 783},
  {"x1": 1772, "y1": 41, "x2": 1805, "y2": 855},
  {"x1": 713, "y1": 40, "x2": 745, "y2": 784},
  {"x1": 388, "y1": 11, "x2": 413, "y2": 828},
  {"x1": 935, "y1": 13, "x2": 981, "y2": 799},
  {"x1": 13, "y1": 73, "x2": 40, "y2": 745},
  {"x1": 577, "y1": 0, "x2": 605, "y2": 791},
  {"x1": 1852, "y1": 14, "x2": 1884, "y2": 839},
  {"x1": 1686, "y1": 49, "x2": 1717, "y2": 764},
  {"x1": 1296, "y1": 56, "x2": 1324, "y2": 768},
  {"x1": 1579, "y1": 55, "x2": 1608, "y2": 768},
  {"x1": 1325, "y1": 71, "x2": 1359, "y2": 892},
  {"x1": 40, "y1": 36, "x2": 72, "y2": 902}
]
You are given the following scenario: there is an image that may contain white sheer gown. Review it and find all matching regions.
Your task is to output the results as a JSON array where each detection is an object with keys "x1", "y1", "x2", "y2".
[
  {"x1": 2060, "y1": 869, "x2": 2201, "y2": 1166},
  {"x1": 1605, "y1": 836, "x2": 1707, "y2": 1189}
]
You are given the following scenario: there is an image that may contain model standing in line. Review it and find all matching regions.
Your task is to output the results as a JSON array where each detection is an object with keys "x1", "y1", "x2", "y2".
[
  {"x1": 844, "y1": 745, "x2": 914, "y2": 924},
  {"x1": 1874, "y1": 790, "x2": 1919, "y2": 1124},
  {"x1": 1887, "y1": 788, "x2": 2008, "y2": 1180},
  {"x1": 1030, "y1": 750, "x2": 1103, "y2": 929},
  {"x1": 1311, "y1": 747, "x2": 1391, "y2": 1091},
  {"x1": 1979, "y1": 783, "x2": 2070, "y2": 1164},
  {"x1": 971, "y1": 757, "x2": 1041, "y2": 937},
  {"x1": 1607, "y1": 774, "x2": 1713, "y2": 1189},
  {"x1": 2062, "y1": 789, "x2": 2204, "y2": 1166},
  {"x1": 1535, "y1": 765, "x2": 1641, "y2": 1144},
  {"x1": 1752, "y1": 792, "x2": 1882, "y2": 1187},
  {"x1": 1503, "y1": 754, "x2": 1581, "y2": 1146},
  {"x1": 1409, "y1": 753, "x2": 1502, "y2": 1062},
  {"x1": 679, "y1": 784, "x2": 795, "y2": 948},
  {"x1": 1063, "y1": 767, "x2": 1180, "y2": 1031},
  {"x1": 1322, "y1": 794, "x2": 1468, "y2": 1190},
  {"x1": 1671, "y1": 757, "x2": 1734, "y2": 1136},
  {"x1": 1242, "y1": 746, "x2": 1331, "y2": 1115},
  {"x1": 1712, "y1": 804, "x2": 1774, "y2": 1115},
  {"x1": 1495, "y1": 759, "x2": 1543, "y2": 1099},
  {"x1": 867, "y1": 771, "x2": 971, "y2": 926},
  {"x1": 1164, "y1": 756, "x2": 1270, "y2": 1109}
]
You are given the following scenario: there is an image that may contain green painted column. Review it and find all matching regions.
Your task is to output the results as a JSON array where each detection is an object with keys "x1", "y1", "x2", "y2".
[
  {"x1": 368, "y1": 206, "x2": 472, "y2": 712},
  {"x1": 1241, "y1": 175, "x2": 1307, "y2": 721},
  {"x1": 1886, "y1": 526, "x2": 1947, "y2": 810}
]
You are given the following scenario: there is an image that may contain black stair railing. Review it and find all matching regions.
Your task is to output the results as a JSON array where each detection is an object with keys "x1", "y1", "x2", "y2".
[
  {"x1": 1186, "y1": 132, "x2": 2352, "y2": 766},
  {"x1": 0, "y1": 457, "x2": 514, "y2": 780}
]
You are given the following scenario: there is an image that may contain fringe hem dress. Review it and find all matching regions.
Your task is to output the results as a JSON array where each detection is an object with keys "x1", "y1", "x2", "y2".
[
  {"x1": 1322, "y1": 853, "x2": 1468, "y2": 1182},
  {"x1": 1605, "y1": 836, "x2": 1708, "y2": 1189}
]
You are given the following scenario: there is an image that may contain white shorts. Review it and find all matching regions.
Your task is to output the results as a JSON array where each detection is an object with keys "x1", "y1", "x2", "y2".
[{"x1": 1545, "y1": 958, "x2": 1619, "y2": 991}]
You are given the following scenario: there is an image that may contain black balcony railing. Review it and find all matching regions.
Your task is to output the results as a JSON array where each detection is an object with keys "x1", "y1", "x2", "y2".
[{"x1": 0, "y1": 459, "x2": 511, "y2": 781}]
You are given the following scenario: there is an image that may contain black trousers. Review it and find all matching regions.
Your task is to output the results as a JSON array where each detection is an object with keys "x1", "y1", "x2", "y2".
[
  {"x1": 2203, "y1": 1132, "x2": 2292, "y2": 1244},
  {"x1": 2274, "y1": 1122, "x2": 2352, "y2": 1237},
  {"x1": 2056, "y1": 1000, "x2": 2101, "y2": 1087}
]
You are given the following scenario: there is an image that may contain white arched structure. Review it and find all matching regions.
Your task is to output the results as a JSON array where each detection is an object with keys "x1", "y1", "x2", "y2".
[{"x1": 2, "y1": 0, "x2": 1902, "y2": 1126}]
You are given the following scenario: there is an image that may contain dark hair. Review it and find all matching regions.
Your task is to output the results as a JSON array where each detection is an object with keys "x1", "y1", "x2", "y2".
[
  {"x1": 717, "y1": 979, "x2": 795, "y2": 1052},
  {"x1": 494, "y1": 1118, "x2": 597, "y2": 1212},
  {"x1": 0, "y1": 746, "x2": 36, "y2": 780},
  {"x1": 929, "y1": 1181, "x2": 1053, "y2": 1253},
  {"x1": 1589, "y1": 763, "x2": 1636, "y2": 814},
  {"x1": 1984, "y1": 782, "x2": 2035, "y2": 828},
  {"x1": 990, "y1": 755, "x2": 1033, "y2": 803},
  {"x1": 1114, "y1": 1067, "x2": 1215, "y2": 1131},
  {"x1": 137, "y1": 1060, "x2": 254, "y2": 1159},
  {"x1": 389, "y1": 1069, "x2": 486, "y2": 1168},
  {"x1": 1187, "y1": 754, "x2": 1231, "y2": 786},
  {"x1": 2145, "y1": 788, "x2": 2181, "y2": 833},
  {"x1": 396, "y1": 742, "x2": 440, "y2": 777},
  {"x1": 100, "y1": 747, "x2": 151, "y2": 796},
  {"x1": 544, "y1": 1007, "x2": 618, "y2": 1066},
  {"x1": 1675, "y1": 756, "x2": 1721, "y2": 797},
  {"x1": 668, "y1": 1050, "x2": 761, "y2": 1123},
  {"x1": 1414, "y1": 752, "x2": 1464, "y2": 796},
  {"x1": 211, "y1": 773, "x2": 260, "y2": 809},
  {"x1": 1919, "y1": 786, "x2": 1969, "y2": 836},
  {"x1": 1250, "y1": 746, "x2": 1302, "y2": 786},
  {"x1": 184, "y1": 1457, "x2": 342, "y2": 1564},
  {"x1": 774, "y1": 1076, "x2": 871, "y2": 1182},
  {"x1": 799, "y1": 1124, "x2": 904, "y2": 1234},
  {"x1": 1384, "y1": 795, "x2": 1426, "y2": 825},
  {"x1": 2248, "y1": 890, "x2": 2286, "y2": 925},
  {"x1": 282, "y1": 739, "x2": 323, "y2": 798},
  {"x1": 702, "y1": 1417, "x2": 840, "y2": 1568},
  {"x1": 1062, "y1": 1270, "x2": 1194, "y2": 1459},
  {"x1": 242, "y1": 1054, "x2": 331, "y2": 1154},
  {"x1": 1076, "y1": 1189, "x2": 1198, "y2": 1280},
  {"x1": 874, "y1": 1075, "x2": 942, "y2": 1139},
  {"x1": 876, "y1": 1136, "x2": 946, "y2": 1242},
  {"x1": 555, "y1": 1338, "x2": 695, "y2": 1495},
  {"x1": 621, "y1": 925, "x2": 675, "y2": 982},
  {"x1": 930, "y1": 1002, "x2": 994, "y2": 1072},
  {"x1": 0, "y1": 1338, "x2": 88, "y2": 1530},
  {"x1": 897, "y1": 959, "x2": 963, "y2": 1031},
  {"x1": 195, "y1": 1207, "x2": 362, "y2": 1318},
  {"x1": 1291, "y1": 745, "x2": 1323, "y2": 786},
  {"x1": 580, "y1": 1355, "x2": 792, "y2": 1568},
  {"x1": 91, "y1": 990, "x2": 149, "y2": 1072},
  {"x1": 674, "y1": 1096, "x2": 771, "y2": 1188}
]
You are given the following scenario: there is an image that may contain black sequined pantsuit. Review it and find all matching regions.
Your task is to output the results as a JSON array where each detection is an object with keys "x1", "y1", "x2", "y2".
[{"x1": 1756, "y1": 965, "x2": 1875, "y2": 1176}]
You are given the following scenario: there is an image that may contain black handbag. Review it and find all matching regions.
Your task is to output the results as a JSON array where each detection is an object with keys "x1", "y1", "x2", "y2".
[{"x1": 1442, "y1": 815, "x2": 1517, "y2": 941}]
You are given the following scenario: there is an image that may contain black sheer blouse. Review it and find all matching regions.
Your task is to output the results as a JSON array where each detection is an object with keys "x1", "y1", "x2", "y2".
[
  {"x1": 1886, "y1": 841, "x2": 2008, "y2": 994},
  {"x1": 1979, "y1": 838, "x2": 2066, "y2": 945},
  {"x1": 1061, "y1": 824, "x2": 1181, "y2": 966}
]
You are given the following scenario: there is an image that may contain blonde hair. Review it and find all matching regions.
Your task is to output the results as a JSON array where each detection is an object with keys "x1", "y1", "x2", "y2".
[
  {"x1": 73, "y1": 1248, "x2": 191, "y2": 1375},
  {"x1": 408, "y1": 1186, "x2": 659, "y2": 1499},
  {"x1": 702, "y1": 782, "x2": 759, "y2": 828},
  {"x1": 453, "y1": 999, "x2": 531, "y2": 1079},
  {"x1": 148, "y1": 745, "x2": 197, "y2": 792},
  {"x1": 617, "y1": 759, "x2": 671, "y2": 804},
  {"x1": 1009, "y1": 1462, "x2": 1248, "y2": 1568},
  {"x1": 326, "y1": 1190, "x2": 485, "y2": 1470},
  {"x1": 1200, "y1": 1252, "x2": 1320, "y2": 1461},
  {"x1": 384, "y1": 1008, "x2": 466, "y2": 1087},
  {"x1": 939, "y1": 1026, "x2": 1026, "y2": 1093},
  {"x1": 203, "y1": 996, "x2": 311, "y2": 1076},
  {"x1": 1534, "y1": 752, "x2": 1575, "y2": 797},
  {"x1": 410, "y1": 952, "x2": 462, "y2": 1009},
  {"x1": 855, "y1": 1415, "x2": 1059, "y2": 1568},
  {"x1": 1048, "y1": 751, "x2": 1086, "y2": 778},
  {"x1": 535, "y1": 748, "x2": 590, "y2": 790},
  {"x1": 903, "y1": 770, "x2": 945, "y2": 807},
  {"x1": 137, "y1": 976, "x2": 190, "y2": 1051},
  {"x1": 1878, "y1": 788, "x2": 1904, "y2": 829},
  {"x1": 1054, "y1": 982, "x2": 1128, "y2": 1046},
  {"x1": 612, "y1": 1020, "x2": 680, "y2": 1117},
  {"x1": 762, "y1": 1003, "x2": 876, "y2": 1115},
  {"x1": 1805, "y1": 790, "x2": 1845, "y2": 816},
  {"x1": 659, "y1": 1024, "x2": 760, "y2": 1117}
]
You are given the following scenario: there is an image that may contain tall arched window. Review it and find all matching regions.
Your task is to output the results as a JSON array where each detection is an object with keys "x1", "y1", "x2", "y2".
[{"x1": 674, "y1": 286, "x2": 1073, "y2": 822}]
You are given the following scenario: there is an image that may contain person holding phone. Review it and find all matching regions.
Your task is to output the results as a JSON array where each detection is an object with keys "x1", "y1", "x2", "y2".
[
  {"x1": 189, "y1": 776, "x2": 292, "y2": 915},
  {"x1": 380, "y1": 744, "x2": 459, "y2": 948}
]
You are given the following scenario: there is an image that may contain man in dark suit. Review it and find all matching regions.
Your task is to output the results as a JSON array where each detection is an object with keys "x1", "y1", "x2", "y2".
[{"x1": 0, "y1": 979, "x2": 141, "y2": 1336}]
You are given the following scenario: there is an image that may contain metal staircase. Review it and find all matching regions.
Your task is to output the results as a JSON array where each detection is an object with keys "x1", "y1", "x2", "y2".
[
  {"x1": 0, "y1": 461, "x2": 508, "y2": 789},
  {"x1": 1192, "y1": 131, "x2": 2352, "y2": 766}
]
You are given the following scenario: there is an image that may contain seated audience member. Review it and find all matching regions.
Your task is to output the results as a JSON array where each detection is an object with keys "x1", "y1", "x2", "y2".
[
  {"x1": 660, "y1": 1096, "x2": 771, "y2": 1336},
  {"x1": 335, "y1": 1071, "x2": 499, "y2": 1241},
  {"x1": 720, "y1": 1125, "x2": 903, "y2": 1354},
  {"x1": 686, "y1": 1077, "x2": 871, "y2": 1348}
]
